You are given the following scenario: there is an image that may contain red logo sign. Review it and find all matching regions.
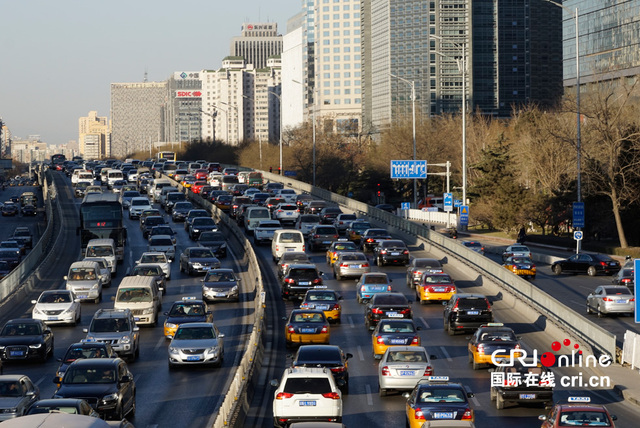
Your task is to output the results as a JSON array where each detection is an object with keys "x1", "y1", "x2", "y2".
[
  {"x1": 176, "y1": 91, "x2": 202, "y2": 98},
  {"x1": 247, "y1": 24, "x2": 253, "y2": 30}
]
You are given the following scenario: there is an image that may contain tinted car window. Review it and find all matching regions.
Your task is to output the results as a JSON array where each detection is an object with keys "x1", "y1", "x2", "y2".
[
  {"x1": 283, "y1": 378, "x2": 331, "y2": 394},
  {"x1": 372, "y1": 294, "x2": 408, "y2": 305},
  {"x1": 458, "y1": 298, "x2": 489, "y2": 309}
]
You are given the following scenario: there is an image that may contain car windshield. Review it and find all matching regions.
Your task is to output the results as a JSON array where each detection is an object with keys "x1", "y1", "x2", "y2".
[
  {"x1": 288, "y1": 269, "x2": 318, "y2": 280},
  {"x1": 373, "y1": 295, "x2": 407, "y2": 305},
  {"x1": 419, "y1": 388, "x2": 466, "y2": 403},
  {"x1": 0, "y1": 381, "x2": 22, "y2": 397},
  {"x1": 86, "y1": 246, "x2": 112, "y2": 257},
  {"x1": 316, "y1": 227, "x2": 336, "y2": 234},
  {"x1": 39, "y1": 293, "x2": 72, "y2": 303},
  {"x1": 424, "y1": 275, "x2": 452, "y2": 284},
  {"x1": 116, "y1": 287, "x2": 152, "y2": 302},
  {"x1": 91, "y1": 318, "x2": 130, "y2": 333},
  {"x1": 510, "y1": 246, "x2": 529, "y2": 252},
  {"x1": 458, "y1": 298, "x2": 489, "y2": 310},
  {"x1": 174, "y1": 326, "x2": 214, "y2": 340},
  {"x1": 509, "y1": 257, "x2": 532, "y2": 263},
  {"x1": 204, "y1": 271, "x2": 235, "y2": 282},
  {"x1": 333, "y1": 243, "x2": 357, "y2": 251},
  {"x1": 603, "y1": 287, "x2": 631, "y2": 295},
  {"x1": 131, "y1": 199, "x2": 150, "y2": 206},
  {"x1": 193, "y1": 218, "x2": 215, "y2": 226},
  {"x1": 68, "y1": 268, "x2": 97, "y2": 280},
  {"x1": 388, "y1": 350, "x2": 427, "y2": 362},
  {"x1": 300, "y1": 215, "x2": 320, "y2": 223},
  {"x1": 150, "y1": 238, "x2": 173, "y2": 246},
  {"x1": 199, "y1": 232, "x2": 225, "y2": 241},
  {"x1": 367, "y1": 230, "x2": 389, "y2": 237},
  {"x1": 141, "y1": 254, "x2": 166, "y2": 263},
  {"x1": 190, "y1": 249, "x2": 215, "y2": 258},
  {"x1": 292, "y1": 312, "x2": 325, "y2": 323},
  {"x1": 169, "y1": 303, "x2": 205, "y2": 317},
  {"x1": 64, "y1": 367, "x2": 115, "y2": 384},
  {"x1": 340, "y1": 254, "x2": 367, "y2": 261},
  {"x1": 174, "y1": 202, "x2": 193, "y2": 210},
  {"x1": 482, "y1": 331, "x2": 517, "y2": 341},
  {"x1": 132, "y1": 266, "x2": 162, "y2": 276},
  {"x1": 28, "y1": 406, "x2": 79, "y2": 415},
  {"x1": 363, "y1": 275, "x2": 388, "y2": 284},
  {"x1": 558, "y1": 411, "x2": 611, "y2": 426},
  {"x1": 380, "y1": 322, "x2": 415, "y2": 333},
  {"x1": 306, "y1": 292, "x2": 336, "y2": 301}
]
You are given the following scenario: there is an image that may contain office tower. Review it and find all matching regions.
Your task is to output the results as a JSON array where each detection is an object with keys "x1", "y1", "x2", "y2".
[
  {"x1": 166, "y1": 72, "x2": 203, "y2": 144},
  {"x1": 78, "y1": 111, "x2": 110, "y2": 159},
  {"x1": 230, "y1": 23, "x2": 283, "y2": 69}
]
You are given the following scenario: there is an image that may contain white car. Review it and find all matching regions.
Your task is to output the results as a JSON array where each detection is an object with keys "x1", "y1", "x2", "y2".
[
  {"x1": 275, "y1": 189, "x2": 298, "y2": 204},
  {"x1": 136, "y1": 252, "x2": 171, "y2": 280},
  {"x1": 147, "y1": 235, "x2": 176, "y2": 261},
  {"x1": 129, "y1": 197, "x2": 153, "y2": 219},
  {"x1": 254, "y1": 220, "x2": 283, "y2": 245},
  {"x1": 378, "y1": 346, "x2": 435, "y2": 396},
  {"x1": 271, "y1": 367, "x2": 343, "y2": 428},
  {"x1": 31, "y1": 290, "x2": 81, "y2": 326},
  {"x1": 82, "y1": 257, "x2": 112, "y2": 287},
  {"x1": 273, "y1": 203, "x2": 300, "y2": 224}
]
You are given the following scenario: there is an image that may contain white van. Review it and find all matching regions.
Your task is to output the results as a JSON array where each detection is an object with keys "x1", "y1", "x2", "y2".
[
  {"x1": 85, "y1": 238, "x2": 117, "y2": 273},
  {"x1": 151, "y1": 179, "x2": 172, "y2": 202},
  {"x1": 271, "y1": 229, "x2": 306, "y2": 261},
  {"x1": 113, "y1": 276, "x2": 161, "y2": 326},
  {"x1": 243, "y1": 206, "x2": 271, "y2": 235},
  {"x1": 65, "y1": 260, "x2": 103, "y2": 303},
  {"x1": 106, "y1": 169, "x2": 124, "y2": 188}
]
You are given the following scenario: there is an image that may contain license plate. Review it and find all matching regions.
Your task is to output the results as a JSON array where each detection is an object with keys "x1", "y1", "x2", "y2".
[
  {"x1": 48, "y1": 317, "x2": 58, "y2": 321},
  {"x1": 433, "y1": 412, "x2": 454, "y2": 419},
  {"x1": 434, "y1": 287, "x2": 445, "y2": 292},
  {"x1": 299, "y1": 281, "x2": 310, "y2": 285},
  {"x1": 387, "y1": 312, "x2": 403, "y2": 318},
  {"x1": 9, "y1": 350, "x2": 24, "y2": 357},
  {"x1": 216, "y1": 292, "x2": 227, "y2": 297},
  {"x1": 519, "y1": 393, "x2": 536, "y2": 399},
  {"x1": 186, "y1": 356, "x2": 201, "y2": 361},
  {"x1": 323, "y1": 241, "x2": 332, "y2": 244},
  {"x1": 78, "y1": 295, "x2": 88, "y2": 299},
  {"x1": 134, "y1": 317, "x2": 140, "y2": 321},
  {"x1": 286, "y1": 248, "x2": 294, "y2": 252},
  {"x1": 316, "y1": 304, "x2": 330, "y2": 310},
  {"x1": 390, "y1": 339, "x2": 406, "y2": 345},
  {"x1": 467, "y1": 310, "x2": 479, "y2": 315},
  {"x1": 391, "y1": 252, "x2": 400, "y2": 256},
  {"x1": 616, "y1": 300, "x2": 628, "y2": 304},
  {"x1": 610, "y1": 262, "x2": 617, "y2": 266},
  {"x1": 301, "y1": 328, "x2": 316, "y2": 333},
  {"x1": 399, "y1": 370, "x2": 416, "y2": 376},
  {"x1": 370, "y1": 286, "x2": 387, "y2": 291},
  {"x1": 299, "y1": 401, "x2": 316, "y2": 406}
]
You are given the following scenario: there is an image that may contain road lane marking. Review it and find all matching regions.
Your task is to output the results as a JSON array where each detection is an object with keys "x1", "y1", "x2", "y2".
[
  {"x1": 419, "y1": 317, "x2": 430, "y2": 329},
  {"x1": 34, "y1": 375, "x2": 46, "y2": 386},
  {"x1": 440, "y1": 346, "x2": 453, "y2": 362},
  {"x1": 357, "y1": 345, "x2": 365, "y2": 361},
  {"x1": 154, "y1": 335, "x2": 166, "y2": 352},
  {"x1": 365, "y1": 384, "x2": 373, "y2": 405},
  {"x1": 465, "y1": 385, "x2": 481, "y2": 407},
  {"x1": 348, "y1": 316, "x2": 355, "y2": 328}
]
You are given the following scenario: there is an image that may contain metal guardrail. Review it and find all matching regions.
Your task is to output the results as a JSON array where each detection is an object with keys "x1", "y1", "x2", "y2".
[{"x1": 261, "y1": 171, "x2": 618, "y2": 358}]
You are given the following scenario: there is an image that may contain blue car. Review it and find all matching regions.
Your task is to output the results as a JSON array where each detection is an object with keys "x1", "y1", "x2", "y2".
[{"x1": 356, "y1": 272, "x2": 392, "y2": 304}]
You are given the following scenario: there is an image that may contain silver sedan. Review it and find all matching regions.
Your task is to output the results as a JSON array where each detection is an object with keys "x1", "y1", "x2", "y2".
[
  {"x1": 168, "y1": 322, "x2": 225, "y2": 368},
  {"x1": 332, "y1": 252, "x2": 370, "y2": 280},
  {"x1": 378, "y1": 346, "x2": 434, "y2": 397},
  {"x1": 586, "y1": 285, "x2": 634, "y2": 317}
]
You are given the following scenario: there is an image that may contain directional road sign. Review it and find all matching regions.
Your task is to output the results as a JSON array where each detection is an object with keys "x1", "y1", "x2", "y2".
[
  {"x1": 401, "y1": 202, "x2": 411, "y2": 210},
  {"x1": 573, "y1": 231, "x2": 583, "y2": 241},
  {"x1": 573, "y1": 202, "x2": 585, "y2": 228},
  {"x1": 444, "y1": 193, "x2": 453, "y2": 212},
  {"x1": 454, "y1": 199, "x2": 462, "y2": 208},
  {"x1": 459, "y1": 205, "x2": 469, "y2": 226},
  {"x1": 390, "y1": 160, "x2": 428, "y2": 179}
]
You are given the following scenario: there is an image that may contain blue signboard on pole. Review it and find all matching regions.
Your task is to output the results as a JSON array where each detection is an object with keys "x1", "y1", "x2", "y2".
[
  {"x1": 573, "y1": 202, "x2": 585, "y2": 228},
  {"x1": 454, "y1": 199, "x2": 462, "y2": 208},
  {"x1": 401, "y1": 202, "x2": 411, "y2": 210},
  {"x1": 444, "y1": 193, "x2": 453, "y2": 212},
  {"x1": 390, "y1": 160, "x2": 428, "y2": 179},
  {"x1": 459, "y1": 205, "x2": 469, "y2": 226},
  {"x1": 635, "y1": 260, "x2": 640, "y2": 323}
]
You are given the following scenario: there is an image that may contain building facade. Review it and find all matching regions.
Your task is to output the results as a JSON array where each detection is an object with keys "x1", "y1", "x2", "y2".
[
  {"x1": 230, "y1": 23, "x2": 283, "y2": 69},
  {"x1": 166, "y1": 72, "x2": 203, "y2": 145},
  {"x1": 78, "y1": 111, "x2": 111, "y2": 159}
]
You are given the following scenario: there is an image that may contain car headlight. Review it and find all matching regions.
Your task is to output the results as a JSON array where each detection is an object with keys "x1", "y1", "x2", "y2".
[
  {"x1": 230, "y1": 285, "x2": 238, "y2": 293},
  {"x1": 206, "y1": 346, "x2": 219, "y2": 356},
  {"x1": 120, "y1": 335, "x2": 131, "y2": 344},
  {"x1": 142, "y1": 307, "x2": 154, "y2": 314},
  {"x1": 91, "y1": 283, "x2": 99, "y2": 290},
  {"x1": 165, "y1": 322, "x2": 177, "y2": 329},
  {"x1": 102, "y1": 393, "x2": 119, "y2": 402},
  {"x1": 192, "y1": 262, "x2": 202, "y2": 268},
  {"x1": 1, "y1": 408, "x2": 18, "y2": 414},
  {"x1": 85, "y1": 335, "x2": 96, "y2": 342},
  {"x1": 29, "y1": 343, "x2": 42, "y2": 349},
  {"x1": 220, "y1": 243, "x2": 227, "y2": 248},
  {"x1": 169, "y1": 347, "x2": 178, "y2": 353},
  {"x1": 193, "y1": 229, "x2": 200, "y2": 233},
  {"x1": 33, "y1": 307, "x2": 43, "y2": 315}
]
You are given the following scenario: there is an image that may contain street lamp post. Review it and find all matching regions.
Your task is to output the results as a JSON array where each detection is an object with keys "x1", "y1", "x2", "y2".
[
  {"x1": 389, "y1": 73, "x2": 417, "y2": 209},
  {"x1": 269, "y1": 90, "x2": 283, "y2": 176},
  {"x1": 199, "y1": 108, "x2": 217, "y2": 142},
  {"x1": 241, "y1": 95, "x2": 263, "y2": 169},
  {"x1": 292, "y1": 79, "x2": 317, "y2": 185},
  {"x1": 220, "y1": 101, "x2": 239, "y2": 145}
]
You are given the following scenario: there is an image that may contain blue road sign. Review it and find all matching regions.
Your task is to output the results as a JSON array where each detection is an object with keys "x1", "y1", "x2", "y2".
[
  {"x1": 635, "y1": 260, "x2": 640, "y2": 323},
  {"x1": 284, "y1": 170, "x2": 297, "y2": 177},
  {"x1": 459, "y1": 205, "x2": 469, "y2": 225},
  {"x1": 401, "y1": 202, "x2": 411, "y2": 210},
  {"x1": 444, "y1": 193, "x2": 453, "y2": 212},
  {"x1": 390, "y1": 160, "x2": 427, "y2": 179},
  {"x1": 454, "y1": 199, "x2": 462, "y2": 208},
  {"x1": 573, "y1": 231, "x2": 583, "y2": 241},
  {"x1": 573, "y1": 202, "x2": 585, "y2": 228}
]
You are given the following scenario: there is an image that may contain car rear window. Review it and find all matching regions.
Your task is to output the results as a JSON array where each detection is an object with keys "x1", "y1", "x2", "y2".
[
  {"x1": 416, "y1": 259, "x2": 441, "y2": 268},
  {"x1": 297, "y1": 348, "x2": 340, "y2": 362},
  {"x1": 363, "y1": 275, "x2": 389, "y2": 284},
  {"x1": 283, "y1": 377, "x2": 332, "y2": 394},
  {"x1": 316, "y1": 227, "x2": 337, "y2": 234},
  {"x1": 300, "y1": 215, "x2": 320, "y2": 222},
  {"x1": 603, "y1": 287, "x2": 631, "y2": 295},
  {"x1": 458, "y1": 297, "x2": 489, "y2": 309},
  {"x1": 373, "y1": 294, "x2": 408, "y2": 305},
  {"x1": 288, "y1": 269, "x2": 318, "y2": 280},
  {"x1": 279, "y1": 233, "x2": 303, "y2": 243},
  {"x1": 341, "y1": 253, "x2": 367, "y2": 261}
]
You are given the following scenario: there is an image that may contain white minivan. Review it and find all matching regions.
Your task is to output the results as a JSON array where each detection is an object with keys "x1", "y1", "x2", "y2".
[
  {"x1": 244, "y1": 206, "x2": 271, "y2": 235},
  {"x1": 113, "y1": 276, "x2": 161, "y2": 326},
  {"x1": 271, "y1": 229, "x2": 305, "y2": 262},
  {"x1": 85, "y1": 238, "x2": 117, "y2": 274}
]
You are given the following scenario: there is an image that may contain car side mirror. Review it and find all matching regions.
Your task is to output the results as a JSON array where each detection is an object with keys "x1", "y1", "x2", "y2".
[
  {"x1": 408, "y1": 300, "x2": 413, "y2": 304},
  {"x1": 467, "y1": 392, "x2": 474, "y2": 398},
  {"x1": 538, "y1": 415, "x2": 548, "y2": 421},
  {"x1": 402, "y1": 392, "x2": 411, "y2": 398},
  {"x1": 218, "y1": 333, "x2": 225, "y2": 339},
  {"x1": 82, "y1": 328, "x2": 88, "y2": 333},
  {"x1": 57, "y1": 357, "x2": 62, "y2": 362},
  {"x1": 346, "y1": 353, "x2": 354, "y2": 360},
  {"x1": 53, "y1": 376, "x2": 62, "y2": 384},
  {"x1": 611, "y1": 415, "x2": 617, "y2": 421},
  {"x1": 30, "y1": 300, "x2": 37, "y2": 304},
  {"x1": 133, "y1": 326, "x2": 140, "y2": 332},
  {"x1": 442, "y1": 301, "x2": 447, "y2": 306},
  {"x1": 270, "y1": 379, "x2": 279, "y2": 388},
  {"x1": 111, "y1": 296, "x2": 115, "y2": 301},
  {"x1": 430, "y1": 355, "x2": 437, "y2": 360},
  {"x1": 63, "y1": 276, "x2": 68, "y2": 280},
  {"x1": 121, "y1": 375, "x2": 133, "y2": 383},
  {"x1": 26, "y1": 390, "x2": 36, "y2": 396}
]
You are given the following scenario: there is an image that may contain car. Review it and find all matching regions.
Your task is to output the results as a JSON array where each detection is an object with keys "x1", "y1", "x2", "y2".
[
  {"x1": 277, "y1": 251, "x2": 312, "y2": 280},
  {"x1": 167, "y1": 322, "x2": 224, "y2": 368},
  {"x1": 0, "y1": 319, "x2": 54, "y2": 363},
  {"x1": 1, "y1": 202, "x2": 18, "y2": 216},
  {"x1": 129, "y1": 264, "x2": 166, "y2": 295},
  {"x1": 265, "y1": 197, "x2": 287, "y2": 213},
  {"x1": 139, "y1": 208, "x2": 162, "y2": 227},
  {"x1": 179, "y1": 247, "x2": 221, "y2": 275},
  {"x1": 52, "y1": 358, "x2": 136, "y2": 420},
  {"x1": 300, "y1": 289, "x2": 343, "y2": 323},
  {"x1": 364, "y1": 292, "x2": 413, "y2": 331},
  {"x1": 184, "y1": 209, "x2": 210, "y2": 231},
  {"x1": 291, "y1": 345, "x2": 352, "y2": 394},
  {"x1": 372, "y1": 318, "x2": 421, "y2": 359},
  {"x1": 82, "y1": 309, "x2": 140, "y2": 362},
  {"x1": 273, "y1": 203, "x2": 300, "y2": 224},
  {"x1": 282, "y1": 264, "x2": 324, "y2": 300},
  {"x1": 26, "y1": 398, "x2": 99, "y2": 417},
  {"x1": 0, "y1": 249, "x2": 20, "y2": 270},
  {"x1": 490, "y1": 357, "x2": 554, "y2": 409},
  {"x1": 64, "y1": 260, "x2": 104, "y2": 303},
  {"x1": 405, "y1": 377, "x2": 474, "y2": 427},
  {"x1": 201, "y1": 268, "x2": 241, "y2": 302},
  {"x1": 235, "y1": 203, "x2": 258, "y2": 227},
  {"x1": 136, "y1": 252, "x2": 171, "y2": 280},
  {"x1": 190, "y1": 181, "x2": 208, "y2": 194},
  {"x1": 181, "y1": 175, "x2": 197, "y2": 188},
  {"x1": 356, "y1": 272, "x2": 393, "y2": 303},
  {"x1": 82, "y1": 257, "x2": 112, "y2": 287},
  {"x1": 148, "y1": 224, "x2": 177, "y2": 246},
  {"x1": 147, "y1": 234, "x2": 176, "y2": 261},
  {"x1": 197, "y1": 230, "x2": 228, "y2": 258},
  {"x1": 188, "y1": 217, "x2": 218, "y2": 240},
  {"x1": 318, "y1": 206, "x2": 343, "y2": 224},
  {"x1": 460, "y1": 241, "x2": 484, "y2": 255},
  {"x1": 612, "y1": 266, "x2": 634, "y2": 289},
  {"x1": 119, "y1": 190, "x2": 140, "y2": 209},
  {"x1": 406, "y1": 258, "x2": 444, "y2": 289},
  {"x1": 345, "y1": 220, "x2": 372, "y2": 244},
  {"x1": 170, "y1": 201, "x2": 194, "y2": 222},
  {"x1": 360, "y1": 228, "x2": 393, "y2": 251},
  {"x1": 31, "y1": 290, "x2": 81, "y2": 326},
  {"x1": 110, "y1": 179, "x2": 127, "y2": 193},
  {"x1": 0, "y1": 375, "x2": 40, "y2": 421},
  {"x1": 244, "y1": 187, "x2": 261, "y2": 198},
  {"x1": 443, "y1": 294, "x2": 493, "y2": 336},
  {"x1": 0, "y1": 261, "x2": 11, "y2": 280},
  {"x1": 305, "y1": 200, "x2": 328, "y2": 215},
  {"x1": 214, "y1": 194, "x2": 233, "y2": 211},
  {"x1": 285, "y1": 309, "x2": 331, "y2": 347},
  {"x1": 502, "y1": 256, "x2": 536, "y2": 279},
  {"x1": 271, "y1": 367, "x2": 343, "y2": 428},
  {"x1": 250, "y1": 192, "x2": 270, "y2": 206},
  {"x1": 378, "y1": 346, "x2": 435, "y2": 397},
  {"x1": 373, "y1": 239, "x2": 410, "y2": 266},
  {"x1": 538, "y1": 397, "x2": 617, "y2": 427},
  {"x1": 231, "y1": 183, "x2": 250, "y2": 197},
  {"x1": 141, "y1": 215, "x2": 167, "y2": 238},
  {"x1": 222, "y1": 167, "x2": 238, "y2": 176},
  {"x1": 325, "y1": 240, "x2": 359, "y2": 266},
  {"x1": 332, "y1": 252, "x2": 370, "y2": 280},
  {"x1": 55, "y1": 342, "x2": 118, "y2": 380},
  {"x1": 0, "y1": 240, "x2": 23, "y2": 257},
  {"x1": 295, "y1": 193, "x2": 315, "y2": 211},
  {"x1": 375, "y1": 203, "x2": 395, "y2": 213},
  {"x1": 274, "y1": 188, "x2": 298, "y2": 203},
  {"x1": 254, "y1": 220, "x2": 283, "y2": 245},
  {"x1": 264, "y1": 181, "x2": 284, "y2": 195},
  {"x1": 163, "y1": 297, "x2": 213, "y2": 339},
  {"x1": 21, "y1": 204, "x2": 37, "y2": 216},
  {"x1": 586, "y1": 285, "x2": 634, "y2": 317},
  {"x1": 308, "y1": 225, "x2": 340, "y2": 251},
  {"x1": 501, "y1": 244, "x2": 532, "y2": 261},
  {"x1": 552, "y1": 253, "x2": 621, "y2": 276},
  {"x1": 467, "y1": 323, "x2": 522, "y2": 370},
  {"x1": 296, "y1": 214, "x2": 322, "y2": 237},
  {"x1": 416, "y1": 272, "x2": 456, "y2": 304},
  {"x1": 231, "y1": 196, "x2": 252, "y2": 217}
]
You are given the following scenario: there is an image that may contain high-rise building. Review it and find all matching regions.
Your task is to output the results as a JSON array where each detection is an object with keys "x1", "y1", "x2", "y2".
[
  {"x1": 110, "y1": 82, "x2": 167, "y2": 158},
  {"x1": 230, "y1": 23, "x2": 283, "y2": 69},
  {"x1": 282, "y1": 12, "x2": 306, "y2": 130},
  {"x1": 78, "y1": 111, "x2": 111, "y2": 159},
  {"x1": 166, "y1": 72, "x2": 203, "y2": 144}
]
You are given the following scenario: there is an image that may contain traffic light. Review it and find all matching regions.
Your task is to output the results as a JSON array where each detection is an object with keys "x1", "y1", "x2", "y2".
[{"x1": 376, "y1": 183, "x2": 381, "y2": 197}]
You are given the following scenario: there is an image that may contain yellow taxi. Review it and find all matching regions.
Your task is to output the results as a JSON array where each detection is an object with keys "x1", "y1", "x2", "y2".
[
  {"x1": 467, "y1": 323, "x2": 522, "y2": 370},
  {"x1": 181, "y1": 175, "x2": 196, "y2": 188},
  {"x1": 214, "y1": 194, "x2": 233, "y2": 212},
  {"x1": 405, "y1": 377, "x2": 475, "y2": 428},
  {"x1": 325, "y1": 240, "x2": 359, "y2": 266},
  {"x1": 299, "y1": 288, "x2": 343, "y2": 323},
  {"x1": 163, "y1": 297, "x2": 213, "y2": 339},
  {"x1": 371, "y1": 318, "x2": 421, "y2": 358},
  {"x1": 285, "y1": 309, "x2": 331, "y2": 347},
  {"x1": 346, "y1": 220, "x2": 371, "y2": 243},
  {"x1": 416, "y1": 272, "x2": 456, "y2": 304},
  {"x1": 503, "y1": 256, "x2": 537, "y2": 279}
]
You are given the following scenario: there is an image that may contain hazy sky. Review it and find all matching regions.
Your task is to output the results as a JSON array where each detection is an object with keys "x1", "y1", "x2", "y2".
[{"x1": 0, "y1": 0, "x2": 297, "y2": 146}]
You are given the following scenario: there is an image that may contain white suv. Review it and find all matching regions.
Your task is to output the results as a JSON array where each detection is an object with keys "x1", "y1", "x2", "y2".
[{"x1": 271, "y1": 367, "x2": 343, "y2": 428}]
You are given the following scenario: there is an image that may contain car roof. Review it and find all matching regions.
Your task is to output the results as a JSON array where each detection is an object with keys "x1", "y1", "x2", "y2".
[
  {"x1": 67, "y1": 358, "x2": 121, "y2": 368},
  {"x1": 0, "y1": 374, "x2": 28, "y2": 381}
]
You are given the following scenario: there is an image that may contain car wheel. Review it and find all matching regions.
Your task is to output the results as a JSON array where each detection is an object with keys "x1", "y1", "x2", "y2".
[
  {"x1": 446, "y1": 321, "x2": 455, "y2": 336},
  {"x1": 127, "y1": 396, "x2": 136, "y2": 417},
  {"x1": 490, "y1": 387, "x2": 496, "y2": 401},
  {"x1": 115, "y1": 404, "x2": 124, "y2": 421},
  {"x1": 586, "y1": 303, "x2": 592, "y2": 314},
  {"x1": 553, "y1": 264, "x2": 562, "y2": 275},
  {"x1": 357, "y1": 295, "x2": 362, "y2": 304},
  {"x1": 468, "y1": 351, "x2": 473, "y2": 364},
  {"x1": 587, "y1": 266, "x2": 597, "y2": 277},
  {"x1": 472, "y1": 357, "x2": 481, "y2": 371},
  {"x1": 496, "y1": 394, "x2": 505, "y2": 410},
  {"x1": 335, "y1": 271, "x2": 342, "y2": 281},
  {"x1": 94, "y1": 293, "x2": 101, "y2": 304},
  {"x1": 378, "y1": 386, "x2": 387, "y2": 397},
  {"x1": 597, "y1": 305, "x2": 605, "y2": 318}
]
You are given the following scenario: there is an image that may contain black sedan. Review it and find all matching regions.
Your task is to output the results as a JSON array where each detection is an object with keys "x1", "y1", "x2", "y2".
[
  {"x1": 291, "y1": 344, "x2": 352, "y2": 394},
  {"x1": 0, "y1": 261, "x2": 11, "y2": 279},
  {"x1": 0, "y1": 319, "x2": 54, "y2": 363},
  {"x1": 129, "y1": 263, "x2": 166, "y2": 295},
  {"x1": 163, "y1": 298, "x2": 213, "y2": 339},
  {"x1": 0, "y1": 249, "x2": 20, "y2": 270},
  {"x1": 360, "y1": 228, "x2": 393, "y2": 252},
  {"x1": 373, "y1": 239, "x2": 410, "y2": 266},
  {"x1": 56, "y1": 342, "x2": 118, "y2": 380},
  {"x1": 364, "y1": 292, "x2": 413, "y2": 331},
  {"x1": 188, "y1": 217, "x2": 218, "y2": 240},
  {"x1": 26, "y1": 398, "x2": 99, "y2": 417},
  {"x1": 179, "y1": 247, "x2": 221, "y2": 275},
  {"x1": 21, "y1": 204, "x2": 37, "y2": 216},
  {"x1": 551, "y1": 253, "x2": 621, "y2": 276},
  {"x1": 319, "y1": 206, "x2": 343, "y2": 224},
  {"x1": 1, "y1": 203, "x2": 18, "y2": 216},
  {"x1": 197, "y1": 231, "x2": 228, "y2": 258},
  {"x1": 171, "y1": 201, "x2": 194, "y2": 222}
]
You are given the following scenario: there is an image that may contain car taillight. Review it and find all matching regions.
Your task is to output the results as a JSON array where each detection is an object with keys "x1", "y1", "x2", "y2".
[
  {"x1": 362, "y1": 263, "x2": 370, "y2": 267},
  {"x1": 376, "y1": 335, "x2": 385, "y2": 344},
  {"x1": 403, "y1": 250, "x2": 409, "y2": 254},
  {"x1": 332, "y1": 304, "x2": 340, "y2": 310},
  {"x1": 313, "y1": 234, "x2": 320, "y2": 239},
  {"x1": 321, "y1": 392, "x2": 341, "y2": 400},
  {"x1": 399, "y1": 308, "x2": 411, "y2": 315},
  {"x1": 321, "y1": 325, "x2": 328, "y2": 333},
  {"x1": 423, "y1": 366, "x2": 433, "y2": 376},
  {"x1": 276, "y1": 392, "x2": 294, "y2": 400},
  {"x1": 387, "y1": 285, "x2": 393, "y2": 291},
  {"x1": 381, "y1": 366, "x2": 390, "y2": 376},
  {"x1": 360, "y1": 286, "x2": 366, "y2": 292},
  {"x1": 451, "y1": 301, "x2": 459, "y2": 312},
  {"x1": 287, "y1": 325, "x2": 295, "y2": 333},
  {"x1": 477, "y1": 344, "x2": 485, "y2": 355},
  {"x1": 631, "y1": 298, "x2": 636, "y2": 302},
  {"x1": 313, "y1": 278, "x2": 323, "y2": 284},
  {"x1": 462, "y1": 409, "x2": 473, "y2": 420},
  {"x1": 330, "y1": 366, "x2": 345, "y2": 374},
  {"x1": 366, "y1": 238, "x2": 374, "y2": 243},
  {"x1": 333, "y1": 235, "x2": 338, "y2": 239},
  {"x1": 285, "y1": 278, "x2": 295, "y2": 284},
  {"x1": 414, "y1": 408, "x2": 425, "y2": 420},
  {"x1": 602, "y1": 297, "x2": 613, "y2": 301},
  {"x1": 372, "y1": 308, "x2": 383, "y2": 315},
  {"x1": 380, "y1": 250, "x2": 387, "y2": 254},
  {"x1": 622, "y1": 278, "x2": 631, "y2": 284},
  {"x1": 340, "y1": 263, "x2": 348, "y2": 268},
  {"x1": 600, "y1": 261, "x2": 607, "y2": 267},
  {"x1": 411, "y1": 336, "x2": 420, "y2": 345}
]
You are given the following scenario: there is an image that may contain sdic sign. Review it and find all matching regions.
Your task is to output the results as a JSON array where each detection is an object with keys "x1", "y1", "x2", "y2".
[{"x1": 175, "y1": 91, "x2": 202, "y2": 98}]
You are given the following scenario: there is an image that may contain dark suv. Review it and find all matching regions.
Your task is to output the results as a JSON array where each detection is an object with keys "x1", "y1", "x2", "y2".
[
  {"x1": 291, "y1": 345, "x2": 353, "y2": 394},
  {"x1": 53, "y1": 358, "x2": 136, "y2": 420},
  {"x1": 443, "y1": 294, "x2": 493, "y2": 335},
  {"x1": 319, "y1": 206, "x2": 343, "y2": 224},
  {"x1": 281, "y1": 264, "x2": 323, "y2": 300},
  {"x1": 308, "y1": 225, "x2": 339, "y2": 251},
  {"x1": 373, "y1": 239, "x2": 410, "y2": 266},
  {"x1": 490, "y1": 358, "x2": 554, "y2": 409},
  {"x1": 364, "y1": 292, "x2": 413, "y2": 330}
]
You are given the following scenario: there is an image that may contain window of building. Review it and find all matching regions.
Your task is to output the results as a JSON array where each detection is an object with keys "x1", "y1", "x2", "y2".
[
  {"x1": 344, "y1": 64, "x2": 351, "y2": 69},
  {"x1": 344, "y1": 38, "x2": 351, "y2": 44},
  {"x1": 344, "y1": 80, "x2": 351, "y2": 86},
  {"x1": 355, "y1": 98, "x2": 361, "y2": 104},
  {"x1": 334, "y1": 81, "x2": 341, "y2": 86},
  {"x1": 344, "y1": 89, "x2": 351, "y2": 94},
  {"x1": 324, "y1": 89, "x2": 330, "y2": 96},
  {"x1": 324, "y1": 56, "x2": 330, "y2": 61},
  {"x1": 344, "y1": 99, "x2": 351, "y2": 104},
  {"x1": 344, "y1": 47, "x2": 351, "y2": 52},
  {"x1": 323, "y1": 40, "x2": 330, "y2": 45},
  {"x1": 334, "y1": 14, "x2": 340, "y2": 19},
  {"x1": 343, "y1": 13, "x2": 350, "y2": 18},
  {"x1": 333, "y1": 22, "x2": 340, "y2": 28},
  {"x1": 334, "y1": 56, "x2": 340, "y2": 61},
  {"x1": 324, "y1": 73, "x2": 331, "y2": 78},
  {"x1": 334, "y1": 89, "x2": 341, "y2": 95},
  {"x1": 333, "y1": 5, "x2": 339, "y2": 11},
  {"x1": 334, "y1": 47, "x2": 340, "y2": 53},
  {"x1": 324, "y1": 64, "x2": 330, "y2": 70},
  {"x1": 324, "y1": 81, "x2": 330, "y2": 87},
  {"x1": 334, "y1": 64, "x2": 340, "y2": 69},
  {"x1": 343, "y1": 30, "x2": 350, "y2": 35},
  {"x1": 334, "y1": 72, "x2": 340, "y2": 78},
  {"x1": 354, "y1": 29, "x2": 360, "y2": 35},
  {"x1": 344, "y1": 55, "x2": 351, "y2": 61},
  {"x1": 323, "y1": 31, "x2": 330, "y2": 37},
  {"x1": 344, "y1": 72, "x2": 351, "y2": 78},
  {"x1": 334, "y1": 99, "x2": 340, "y2": 104},
  {"x1": 323, "y1": 14, "x2": 329, "y2": 20},
  {"x1": 323, "y1": 48, "x2": 330, "y2": 53}
]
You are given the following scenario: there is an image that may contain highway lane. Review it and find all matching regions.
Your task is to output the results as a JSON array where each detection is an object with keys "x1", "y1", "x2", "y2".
[
  {"x1": 246, "y1": 226, "x2": 640, "y2": 427},
  {"x1": 0, "y1": 173, "x2": 251, "y2": 428}
]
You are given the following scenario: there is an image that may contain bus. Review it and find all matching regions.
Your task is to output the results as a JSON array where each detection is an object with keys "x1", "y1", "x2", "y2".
[
  {"x1": 157, "y1": 151, "x2": 176, "y2": 162},
  {"x1": 79, "y1": 193, "x2": 126, "y2": 261},
  {"x1": 51, "y1": 154, "x2": 66, "y2": 170}
]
